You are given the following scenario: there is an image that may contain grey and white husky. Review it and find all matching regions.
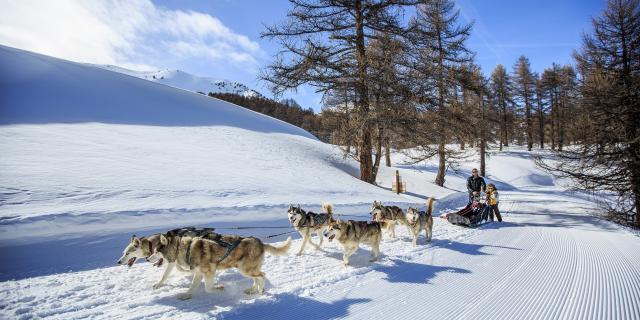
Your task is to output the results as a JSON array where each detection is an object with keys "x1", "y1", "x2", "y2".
[
  {"x1": 147, "y1": 232, "x2": 291, "y2": 299},
  {"x1": 406, "y1": 198, "x2": 434, "y2": 246},
  {"x1": 370, "y1": 201, "x2": 408, "y2": 238},
  {"x1": 324, "y1": 219, "x2": 388, "y2": 265},
  {"x1": 287, "y1": 203, "x2": 334, "y2": 255},
  {"x1": 116, "y1": 227, "x2": 216, "y2": 289}
]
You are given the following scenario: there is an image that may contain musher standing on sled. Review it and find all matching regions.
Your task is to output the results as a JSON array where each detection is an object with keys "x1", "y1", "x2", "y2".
[{"x1": 467, "y1": 168, "x2": 486, "y2": 204}]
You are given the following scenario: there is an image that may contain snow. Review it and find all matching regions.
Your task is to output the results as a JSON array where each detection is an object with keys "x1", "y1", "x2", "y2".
[
  {"x1": 0, "y1": 45, "x2": 421, "y2": 242},
  {"x1": 97, "y1": 64, "x2": 263, "y2": 98},
  {"x1": 1, "y1": 45, "x2": 639, "y2": 319}
]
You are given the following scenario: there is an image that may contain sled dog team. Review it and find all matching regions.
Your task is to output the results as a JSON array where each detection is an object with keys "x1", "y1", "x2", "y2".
[{"x1": 117, "y1": 199, "x2": 433, "y2": 300}]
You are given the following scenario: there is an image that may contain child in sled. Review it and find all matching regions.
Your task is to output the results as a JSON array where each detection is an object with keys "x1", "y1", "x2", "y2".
[{"x1": 484, "y1": 183, "x2": 502, "y2": 222}]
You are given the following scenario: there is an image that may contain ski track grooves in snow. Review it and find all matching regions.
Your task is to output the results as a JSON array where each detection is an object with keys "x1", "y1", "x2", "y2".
[{"x1": 2, "y1": 189, "x2": 640, "y2": 319}]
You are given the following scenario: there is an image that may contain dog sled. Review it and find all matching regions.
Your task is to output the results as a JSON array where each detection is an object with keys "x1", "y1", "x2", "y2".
[{"x1": 443, "y1": 200, "x2": 492, "y2": 228}]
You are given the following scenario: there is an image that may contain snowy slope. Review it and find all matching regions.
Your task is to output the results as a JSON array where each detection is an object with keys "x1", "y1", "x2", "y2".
[
  {"x1": 0, "y1": 45, "x2": 426, "y2": 242},
  {"x1": 98, "y1": 64, "x2": 262, "y2": 98}
]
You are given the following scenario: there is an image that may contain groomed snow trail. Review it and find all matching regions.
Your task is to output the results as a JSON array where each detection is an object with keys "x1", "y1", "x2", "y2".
[{"x1": 1, "y1": 188, "x2": 639, "y2": 320}]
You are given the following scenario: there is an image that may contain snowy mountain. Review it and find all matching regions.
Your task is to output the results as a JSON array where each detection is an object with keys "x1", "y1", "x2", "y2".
[{"x1": 98, "y1": 64, "x2": 263, "y2": 98}]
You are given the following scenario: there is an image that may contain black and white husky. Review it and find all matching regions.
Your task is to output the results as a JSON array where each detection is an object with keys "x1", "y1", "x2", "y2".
[{"x1": 287, "y1": 203, "x2": 334, "y2": 255}]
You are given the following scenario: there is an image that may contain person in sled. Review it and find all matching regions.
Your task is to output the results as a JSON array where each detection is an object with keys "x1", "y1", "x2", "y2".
[
  {"x1": 467, "y1": 168, "x2": 486, "y2": 204},
  {"x1": 484, "y1": 183, "x2": 502, "y2": 222}
]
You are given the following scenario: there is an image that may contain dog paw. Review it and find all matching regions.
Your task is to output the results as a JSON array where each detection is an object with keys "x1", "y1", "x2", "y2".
[
  {"x1": 244, "y1": 288, "x2": 257, "y2": 295},
  {"x1": 177, "y1": 293, "x2": 192, "y2": 300},
  {"x1": 152, "y1": 283, "x2": 164, "y2": 290},
  {"x1": 296, "y1": 252, "x2": 303, "y2": 256}
]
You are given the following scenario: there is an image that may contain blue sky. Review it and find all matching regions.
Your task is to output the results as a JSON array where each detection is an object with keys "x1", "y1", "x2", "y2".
[{"x1": 0, "y1": 0, "x2": 604, "y2": 112}]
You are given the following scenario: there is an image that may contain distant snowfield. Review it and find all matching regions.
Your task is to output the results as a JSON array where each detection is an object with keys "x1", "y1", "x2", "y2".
[
  {"x1": 1, "y1": 46, "x2": 639, "y2": 319},
  {"x1": 96, "y1": 64, "x2": 263, "y2": 98}
]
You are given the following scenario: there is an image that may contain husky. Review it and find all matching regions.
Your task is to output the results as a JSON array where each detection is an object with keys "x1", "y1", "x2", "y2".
[
  {"x1": 324, "y1": 219, "x2": 387, "y2": 266},
  {"x1": 116, "y1": 227, "x2": 216, "y2": 289},
  {"x1": 370, "y1": 201, "x2": 408, "y2": 238},
  {"x1": 288, "y1": 203, "x2": 334, "y2": 255},
  {"x1": 146, "y1": 233, "x2": 292, "y2": 300},
  {"x1": 406, "y1": 198, "x2": 434, "y2": 246}
]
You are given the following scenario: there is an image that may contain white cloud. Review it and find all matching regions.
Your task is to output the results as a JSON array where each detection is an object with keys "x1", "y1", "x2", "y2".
[{"x1": 0, "y1": 0, "x2": 262, "y2": 71}]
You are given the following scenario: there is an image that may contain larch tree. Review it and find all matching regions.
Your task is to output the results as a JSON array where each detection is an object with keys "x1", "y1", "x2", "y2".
[
  {"x1": 539, "y1": 0, "x2": 640, "y2": 227},
  {"x1": 262, "y1": 0, "x2": 416, "y2": 184},
  {"x1": 490, "y1": 64, "x2": 512, "y2": 150},
  {"x1": 533, "y1": 73, "x2": 546, "y2": 149},
  {"x1": 513, "y1": 55, "x2": 536, "y2": 151},
  {"x1": 408, "y1": 0, "x2": 473, "y2": 186}
]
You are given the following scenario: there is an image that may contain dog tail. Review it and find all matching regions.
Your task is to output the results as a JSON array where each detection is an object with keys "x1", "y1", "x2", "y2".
[
  {"x1": 426, "y1": 197, "x2": 434, "y2": 217},
  {"x1": 264, "y1": 236, "x2": 292, "y2": 256},
  {"x1": 322, "y1": 202, "x2": 334, "y2": 216}
]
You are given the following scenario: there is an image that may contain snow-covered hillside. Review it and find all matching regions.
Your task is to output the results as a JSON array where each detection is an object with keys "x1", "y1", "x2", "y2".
[
  {"x1": 98, "y1": 64, "x2": 262, "y2": 98},
  {"x1": 0, "y1": 45, "x2": 421, "y2": 242}
]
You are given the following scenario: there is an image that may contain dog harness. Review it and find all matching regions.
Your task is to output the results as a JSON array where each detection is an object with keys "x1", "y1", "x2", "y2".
[
  {"x1": 212, "y1": 237, "x2": 242, "y2": 263},
  {"x1": 374, "y1": 206, "x2": 399, "y2": 220},
  {"x1": 296, "y1": 210, "x2": 331, "y2": 228},
  {"x1": 349, "y1": 220, "x2": 380, "y2": 239},
  {"x1": 184, "y1": 236, "x2": 242, "y2": 269}
]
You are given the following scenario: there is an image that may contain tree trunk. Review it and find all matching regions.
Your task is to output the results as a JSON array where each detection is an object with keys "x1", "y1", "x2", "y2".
[
  {"x1": 480, "y1": 94, "x2": 486, "y2": 177},
  {"x1": 435, "y1": 142, "x2": 446, "y2": 186},
  {"x1": 630, "y1": 125, "x2": 640, "y2": 227},
  {"x1": 384, "y1": 136, "x2": 391, "y2": 167},
  {"x1": 503, "y1": 104, "x2": 509, "y2": 147},
  {"x1": 550, "y1": 92, "x2": 556, "y2": 150},
  {"x1": 537, "y1": 89, "x2": 544, "y2": 148},
  {"x1": 558, "y1": 92, "x2": 565, "y2": 151},
  {"x1": 354, "y1": 0, "x2": 373, "y2": 183},
  {"x1": 371, "y1": 126, "x2": 383, "y2": 182},
  {"x1": 524, "y1": 85, "x2": 533, "y2": 151},
  {"x1": 499, "y1": 100, "x2": 504, "y2": 151},
  {"x1": 434, "y1": 5, "x2": 447, "y2": 187}
]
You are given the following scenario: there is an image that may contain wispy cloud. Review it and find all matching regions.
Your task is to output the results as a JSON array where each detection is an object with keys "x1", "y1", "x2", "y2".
[
  {"x1": 456, "y1": 0, "x2": 504, "y2": 64},
  {"x1": 0, "y1": 0, "x2": 263, "y2": 71}
]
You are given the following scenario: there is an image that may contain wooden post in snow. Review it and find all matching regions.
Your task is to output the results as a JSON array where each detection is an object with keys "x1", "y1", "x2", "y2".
[{"x1": 392, "y1": 170, "x2": 406, "y2": 194}]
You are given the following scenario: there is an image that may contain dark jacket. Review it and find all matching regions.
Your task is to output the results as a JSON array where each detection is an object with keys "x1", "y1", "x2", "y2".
[{"x1": 467, "y1": 175, "x2": 486, "y2": 194}]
